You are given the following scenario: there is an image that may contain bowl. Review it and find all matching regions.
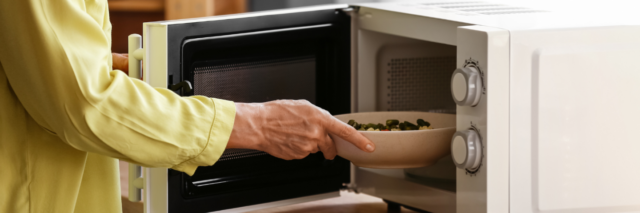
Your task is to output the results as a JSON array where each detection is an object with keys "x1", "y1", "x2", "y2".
[{"x1": 332, "y1": 111, "x2": 456, "y2": 169}]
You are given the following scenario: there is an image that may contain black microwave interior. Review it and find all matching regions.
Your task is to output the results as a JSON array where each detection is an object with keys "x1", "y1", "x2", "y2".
[{"x1": 166, "y1": 8, "x2": 352, "y2": 213}]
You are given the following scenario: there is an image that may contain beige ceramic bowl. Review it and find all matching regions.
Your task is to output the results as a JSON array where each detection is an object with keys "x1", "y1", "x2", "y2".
[{"x1": 332, "y1": 112, "x2": 456, "y2": 169}]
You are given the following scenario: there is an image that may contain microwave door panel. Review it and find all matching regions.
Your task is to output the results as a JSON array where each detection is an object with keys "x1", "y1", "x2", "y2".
[
  {"x1": 140, "y1": 5, "x2": 353, "y2": 213},
  {"x1": 510, "y1": 26, "x2": 640, "y2": 213}
]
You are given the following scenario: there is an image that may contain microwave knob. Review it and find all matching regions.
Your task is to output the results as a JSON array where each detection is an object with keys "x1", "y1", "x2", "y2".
[
  {"x1": 451, "y1": 129, "x2": 482, "y2": 171},
  {"x1": 451, "y1": 67, "x2": 482, "y2": 106}
]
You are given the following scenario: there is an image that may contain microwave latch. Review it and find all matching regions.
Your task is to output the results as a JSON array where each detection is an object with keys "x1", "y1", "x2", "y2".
[{"x1": 170, "y1": 80, "x2": 193, "y2": 94}]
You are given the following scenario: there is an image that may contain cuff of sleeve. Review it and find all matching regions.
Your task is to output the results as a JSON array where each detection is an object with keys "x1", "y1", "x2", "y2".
[{"x1": 171, "y1": 98, "x2": 236, "y2": 176}]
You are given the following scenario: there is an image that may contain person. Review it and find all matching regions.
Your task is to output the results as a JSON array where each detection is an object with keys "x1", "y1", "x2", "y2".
[{"x1": 0, "y1": 1, "x2": 375, "y2": 212}]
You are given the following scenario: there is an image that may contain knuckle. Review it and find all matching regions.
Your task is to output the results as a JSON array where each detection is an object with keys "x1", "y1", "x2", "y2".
[
  {"x1": 293, "y1": 99, "x2": 311, "y2": 106},
  {"x1": 336, "y1": 125, "x2": 352, "y2": 138},
  {"x1": 299, "y1": 99, "x2": 311, "y2": 105},
  {"x1": 319, "y1": 108, "x2": 331, "y2": 116},
  {"x1": 326, "y1": 153, "x2": 336, "y2": 160},
  {"x1": 308, "y1": 144, "x2": 319, "y2": 153},
  {"x1": 312, "y1": 132, "x2": 325, "y2": 141}
]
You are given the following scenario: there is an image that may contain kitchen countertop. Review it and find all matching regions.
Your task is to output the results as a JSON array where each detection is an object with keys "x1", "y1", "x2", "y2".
[
  {"x1": 119, "y1": 161, "x2": 417, "y2": 213},
  {"x1": 246, "y1": 190, "x2": 417, "y2": 213}
]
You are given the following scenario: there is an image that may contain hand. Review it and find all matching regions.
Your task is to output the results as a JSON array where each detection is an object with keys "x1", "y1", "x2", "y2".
[
  {"x1": 112, "y1": 53, "x2": 129, "y2": 73},
  {"x1": 227, "y1": 100, "x2": 375, "y2": 160}
]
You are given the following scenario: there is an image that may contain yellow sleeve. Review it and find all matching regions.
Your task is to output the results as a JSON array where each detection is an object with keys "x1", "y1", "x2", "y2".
[{"x1": 0, "y1": 0, "x2": 234, "y2": 175}]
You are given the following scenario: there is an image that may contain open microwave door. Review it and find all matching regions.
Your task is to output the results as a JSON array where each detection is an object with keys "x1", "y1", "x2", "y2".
[{"x1": 137, "y1": 5, "x2": 354, "y2": 213}]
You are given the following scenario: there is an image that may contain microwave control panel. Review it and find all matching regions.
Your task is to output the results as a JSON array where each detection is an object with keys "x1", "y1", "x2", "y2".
[
  {"x1": 451, "y1": 58, "x2": 485, "y2": 173},
  {"x1": 453, "y1": 26, "x2": 510, "y2": 213}
]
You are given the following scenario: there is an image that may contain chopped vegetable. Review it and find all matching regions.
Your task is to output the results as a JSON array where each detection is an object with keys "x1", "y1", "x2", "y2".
[
  {"x1": 402, "y1": 121, "x2": 419, "y2": 130},
  {"x1": 347, "y1": 119, "x2": 434, "y2": 131},
  {"x1": 354, "y1": 123, "x2": 362, "y2": 130},
  {"x1": 417, "y1": 119, "x2": 431, "y2": 128}
]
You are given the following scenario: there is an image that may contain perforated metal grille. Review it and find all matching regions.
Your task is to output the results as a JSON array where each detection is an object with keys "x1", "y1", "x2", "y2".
[
  {"x1": 421, "y1": 1, "x2": 481, "y2": 5},
  {"x1": 417, "y1": 1, "x2": 547, "y2": 16},
  {"x1": 194, "y1": 56, "x2": 316, "y2": 161},
  {"x1": 440, "y1": 4, "x2": 502, "y2": 9},
  {"x1": 478, "y1": 10, "x2": 546, "y2": 15},
  {"x1": 193, "y1": 56, "x2": 316, "y2": 103},
  {"x1": 383, "y1": 57, "x2": 456, "y2": 113},
  {"x1": 218, "y1": 149, "x2": 268, "y2": 162}
]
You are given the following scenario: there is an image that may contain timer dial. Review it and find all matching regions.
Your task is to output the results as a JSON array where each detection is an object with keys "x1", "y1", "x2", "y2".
[
  {"x1": 451, "y1": 129, "x2": 482, "y2": 171},
  {"x1": 451, "y1": 67, "x2": 482, "y2": 106}
]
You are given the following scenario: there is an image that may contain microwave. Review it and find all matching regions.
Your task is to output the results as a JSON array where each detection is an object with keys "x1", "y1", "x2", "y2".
[{"x1": 125, "y1": 1, "x2": 640, "y2": 213}]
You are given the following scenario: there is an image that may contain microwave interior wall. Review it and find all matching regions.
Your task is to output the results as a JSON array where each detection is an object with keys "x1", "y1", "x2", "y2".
[{"x1": 357, "y1": 29, "x2": 457, "y2": 189}]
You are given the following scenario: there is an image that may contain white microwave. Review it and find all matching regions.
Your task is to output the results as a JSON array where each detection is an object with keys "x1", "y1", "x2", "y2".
[{"x1": 126, "y1": 1, "x2": 640, "y2": 212}]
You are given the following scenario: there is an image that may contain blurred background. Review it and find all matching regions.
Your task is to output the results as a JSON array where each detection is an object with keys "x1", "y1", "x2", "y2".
[
  {"x1": 108, "y1": 0, "x2": 400, "y2": 53},
  {"x1": 110, "y1": 0, "x2": 628, "y2": 53}
]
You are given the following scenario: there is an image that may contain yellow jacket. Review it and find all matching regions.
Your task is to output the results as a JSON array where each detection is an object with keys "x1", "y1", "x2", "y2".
[{"x1": 0, "y1": 0, "x2": 236, "y2": 212}]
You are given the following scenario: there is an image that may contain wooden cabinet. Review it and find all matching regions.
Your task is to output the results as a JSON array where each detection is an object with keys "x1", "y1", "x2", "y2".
[
  {"x1": 165, "y1": 0, "x2": 247, "y2": 20},
  {"x1": 109, "y1": 0, "x2": 246, "y2": 53}
]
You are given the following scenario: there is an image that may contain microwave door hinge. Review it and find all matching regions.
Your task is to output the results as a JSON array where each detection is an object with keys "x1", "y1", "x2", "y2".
[
  {"x1": 343, "y1": 163, "x2": 359, "y2": 193},
  {"x1": 342, "y1": 7, "x2": 359, "y2": 113},
  {"x1": 128, "y1": 163, "x2": 145, "y2": 202},
  {"x1": 128, "y1": 34, "x2": 145, "y2": 80}
]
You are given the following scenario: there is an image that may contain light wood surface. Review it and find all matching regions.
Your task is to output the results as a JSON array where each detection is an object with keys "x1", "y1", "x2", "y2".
[
  {"x1": 165, "y1": 0, "x2": 246, "y2": 20},
  {"x1": 109, "y1": 0, "x2": 165, "y2": 12},
  {"x1": 108, "y1": 0, "x2": 245, "y2": 53},
  {"x1": 247, "y1": 191, "x2": 416, "y2": 213},
  {"x1": 118, "y1": 160, "x2": 416, "y2": 213}
]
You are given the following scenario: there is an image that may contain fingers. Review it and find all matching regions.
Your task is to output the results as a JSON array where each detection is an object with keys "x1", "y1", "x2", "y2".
[
  {"x1": 111, "y1": 53, "x2": 129, "y2": 72},
  {"x1": 318, "y1": 134, "x2": 337, "y2": 160},
  {"x1": 325, "y1": 116, "x2": 375, "y2": 153}
]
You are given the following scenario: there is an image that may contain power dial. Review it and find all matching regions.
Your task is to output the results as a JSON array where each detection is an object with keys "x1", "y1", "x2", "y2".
[
  {"x1": 451, "y1": 67, "x2": 482, "y2": 106},
  {"x1": 451, "y1": 129, "x2": 482, "y2": 171}
]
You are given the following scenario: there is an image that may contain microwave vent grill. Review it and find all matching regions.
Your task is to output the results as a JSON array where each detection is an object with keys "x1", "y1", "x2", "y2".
[
  {"x1": 417, "y1": 1, "x2": 547, "y2": 16},
  {"x1": 382, "y1": 56, "x2": 456, "y2": 114},
  {"x1": 421, "y1": 1, "x2": 482, "y2": 6},
  {"x1": 461, "y1": 7, "x2": 527, "y2": 12},
  {"x1": 439, "y1": 4, "x2": 502, "y2": 9},
  {"x1": 219, "y1": 149, "x2": 268, "y2": 162},
  {"x1": 478, "y1": 10, "x2": 547, "y2": 15},
  {"x1": 193, "y1": 56, "x2": 316, "y2": 104}
]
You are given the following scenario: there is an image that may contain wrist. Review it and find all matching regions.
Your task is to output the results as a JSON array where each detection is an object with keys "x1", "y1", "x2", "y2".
[{"x1": 227, "y1": 103, "x2": 264, "y2": 150}]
